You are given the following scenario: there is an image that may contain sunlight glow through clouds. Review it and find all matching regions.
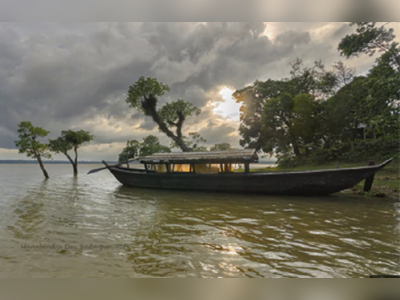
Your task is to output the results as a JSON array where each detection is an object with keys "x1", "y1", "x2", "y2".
[{"x1": 212, "y1": 87, "x2": 241, "y2": 122}]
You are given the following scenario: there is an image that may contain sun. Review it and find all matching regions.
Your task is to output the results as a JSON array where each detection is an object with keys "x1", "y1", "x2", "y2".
[{"x1": 212, "y1": 87, "x2": 241, "y2": 121}]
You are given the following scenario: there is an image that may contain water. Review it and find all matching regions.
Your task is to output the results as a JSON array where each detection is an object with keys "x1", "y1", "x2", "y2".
[{"x1": 0, "y1": 164, "x2": 399, "y2": 277}]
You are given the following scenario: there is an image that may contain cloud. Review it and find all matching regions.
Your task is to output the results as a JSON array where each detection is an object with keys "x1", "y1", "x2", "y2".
[{"x1": 2, "y1": 22, "x2": 397, "y2": 160}]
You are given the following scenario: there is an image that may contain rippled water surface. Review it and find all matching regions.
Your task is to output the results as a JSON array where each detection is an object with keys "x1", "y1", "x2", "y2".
[{"x1": 0, "y1": 164, "x2": 399, "y2": 277}]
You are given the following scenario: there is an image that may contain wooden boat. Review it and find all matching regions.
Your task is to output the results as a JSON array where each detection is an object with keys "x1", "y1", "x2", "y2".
[{"x1": 101, "y1": 150, "x2": 393, "y2": 196}]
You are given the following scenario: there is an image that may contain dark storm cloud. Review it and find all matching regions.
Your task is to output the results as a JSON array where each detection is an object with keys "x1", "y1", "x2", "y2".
[{"x1": 0, "y1": 22, "x2": 384, "y2": 158}]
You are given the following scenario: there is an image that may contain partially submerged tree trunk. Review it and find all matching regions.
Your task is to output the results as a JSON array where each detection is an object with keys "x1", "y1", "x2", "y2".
[
  {"x1": 37, "y1": 155, "x2": 49, "y2": 179},
  {"x1": 73, "y1": 147, "x2": 78, "y2": 176},
  {"x1": 64, "y1": 151, "x2": 78, "y2": 176}
]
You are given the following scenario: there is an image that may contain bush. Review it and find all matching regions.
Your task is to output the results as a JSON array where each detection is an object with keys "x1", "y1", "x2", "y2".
[
  {"x1": 276, "y1": 137, "x2": 399, "y2": 167},
  {"x1": 342, "y1": 137, "x2": 400, "y2": 162}
]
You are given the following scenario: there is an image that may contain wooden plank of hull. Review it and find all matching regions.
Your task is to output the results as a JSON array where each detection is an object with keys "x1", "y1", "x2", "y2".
[{"x1": 108, "y1": 159, "x2": 392, "y2": 196}]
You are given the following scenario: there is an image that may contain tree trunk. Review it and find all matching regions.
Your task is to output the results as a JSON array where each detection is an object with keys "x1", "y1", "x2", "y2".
[
  {"x1": 73, "y1": 147, "x2": 78, "y2": 176},
  {"x1": 37, "y1": 155, "x2": 49, "y2": 179},
  {"x1": 305, "y1": 147, "x2": 310, "y2": 157},
  {"x1": 72, "y1": 163, "x2": 78, "y2": 176},
  {"x1": 148, "y1": 107, "x2": 192, "y2": 152},
  {"x1": 350, "y1": 122, "x2": 358, "y2": 151},
  {"x1": 292, "y1": 140, "x2": 301, "y2": 157},
  {"x1": 65, "y1": 152, "x2": 77, "y2": 176}
]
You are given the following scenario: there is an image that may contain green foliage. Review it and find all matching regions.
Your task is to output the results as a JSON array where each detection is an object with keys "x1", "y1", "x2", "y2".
[
  {"x1": 210, "y1": 143, "x2": 232, "y2": 151},
  {"x1": 15, "y1": 121, "x2": 51, "y2": 159},
  {"x1": 48, "y1": 137, "x2": 72, "y2": 154},
  {"x1": 193, "y1": 146, "x2": 208, "y2": 152},
  {"x1": 233, "y1": 23, "x2": 400, "y2": 168},
  {"x1": 234, "y1": 60, "x2": 339, "y2": 150},
  {"x1": 338, "y1": 22, "x2": 400, "y2": 68},
  {"x1": 342, "y1": 138, "x2": 400, "y2": 162},
  {"x1": 261, "y1": 93, "x2": 322, "y2": 158},
  {"x1": 158, "y1": 99, "x2": 201, "y2": 128},
  {"x1": 118, "y1": 140, "x2": 140, "y2": 164},
  {"x1": 49, "y1": 129, "x2": 94, "y2": 154},
  {"x1": 60, "y1": 130, "x2": 94, "y2": 150},
  {"x1": 125, "y1": 77, "x2": 200, "y2": 152},
  {"x1": 48, "y1": 129, "x2": 94, "y2": 175},
  {"x1": 139, "y1": 135, "x2": 171, "y2": 156},
  {"x1": 126, "y1": 76, "x2": 170, "y2": 113}
]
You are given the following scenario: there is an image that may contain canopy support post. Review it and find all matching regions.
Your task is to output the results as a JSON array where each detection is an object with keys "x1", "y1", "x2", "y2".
[{"x1": 245, "y1": 162, "x2": 250, "y2": 173}]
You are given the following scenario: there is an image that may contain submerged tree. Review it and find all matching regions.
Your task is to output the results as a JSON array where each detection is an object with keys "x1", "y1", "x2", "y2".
[
  {"x1": 118, "y1": 140, "x2": 140, "y2": 167},
  {"x1": 126, "y1": 77, "x2": 201, "y2": 152},
  {"x1": 15, "y1": 121, "x2": 52, "y2": 179},
  {"x1": 49, "y1": 130, "x2": 94, "y2": 175}
]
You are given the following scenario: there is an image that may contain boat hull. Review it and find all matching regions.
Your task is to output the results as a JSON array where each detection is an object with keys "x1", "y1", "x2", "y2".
[{"x1": 108, "y1": 159, "x2": 392, "y2": 196}]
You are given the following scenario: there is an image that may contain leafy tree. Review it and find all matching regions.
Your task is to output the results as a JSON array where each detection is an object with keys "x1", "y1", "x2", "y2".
[
  {"x1": 139, "y1": 135, "x2": 171, "y2": 156},
  {"x1": 233, "y1": 60, "x2": 338, "y2": 151},
  {"x1": 126, "y1": 77, "x2": 201, "y2": 152},
  {"x1": 15, "y1": 121, "x2": 52, "y2": 178},
  {"x1": 210, "y1": 143, "x2": 232, "y2": 151},
  {"x1": 49, "y1": 130, "x2": 94, "y2": 175},
  {"x1": 118, "y1": 140, "x2": 140, "y2": 167},
  {"x1": 327, "y1": 77, "x2": 371, "y2": 148},
  {"x1": 366, "y1": 54, "x2": 400, "y2": 138},
  {"x1": 339, "y1": 22, "x2": 400, "y2": 140},
  {"x1": 261, "y1": 93, "x2": 322, "y2": 158},
  {"x1": 338, "y1": 22, "x2": 400, "y2": 69}
]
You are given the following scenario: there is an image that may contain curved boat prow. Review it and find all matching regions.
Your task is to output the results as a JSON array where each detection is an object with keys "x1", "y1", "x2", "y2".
[{"x1": 378, "y1": 158, "x2": 393, "y2": 169}]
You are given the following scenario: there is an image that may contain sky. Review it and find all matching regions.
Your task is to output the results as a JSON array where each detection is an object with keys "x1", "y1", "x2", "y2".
[{"x1": 1, "y1": 22, "x2": 399, "y2": 161}]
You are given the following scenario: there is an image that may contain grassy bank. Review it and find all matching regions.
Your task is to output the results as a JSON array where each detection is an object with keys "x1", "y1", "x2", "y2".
[{"x1": 245, "y1": 158, "x2": 400, "y2": 200}]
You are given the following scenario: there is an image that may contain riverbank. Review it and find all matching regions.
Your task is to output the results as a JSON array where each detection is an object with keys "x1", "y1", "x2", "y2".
[{"x1": 246, "y1": 158, "x2": 399, "y2": 200}]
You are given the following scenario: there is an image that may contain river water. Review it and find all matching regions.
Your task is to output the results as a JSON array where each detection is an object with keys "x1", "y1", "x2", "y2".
[{"x1": 0, "y1": 164, "x2": 399, "y2": 277}]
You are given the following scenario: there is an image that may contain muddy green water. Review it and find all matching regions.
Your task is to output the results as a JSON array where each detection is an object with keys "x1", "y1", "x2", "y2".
[{"x1": 0, "y1": 164, "x2": 399, "y2": 277}]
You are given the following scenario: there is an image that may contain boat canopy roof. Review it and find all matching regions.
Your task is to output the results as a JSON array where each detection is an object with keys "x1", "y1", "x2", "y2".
[{"x1": 139, "y1": 149, "x2": 258, "y2": 164}]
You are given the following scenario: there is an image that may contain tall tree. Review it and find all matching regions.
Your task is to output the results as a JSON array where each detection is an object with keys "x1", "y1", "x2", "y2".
[
  {"x1": 126, "y1": 77, "x2": 201, "y2": 152},
  {"x1": 15, "y1": 121, "x2": 51, "y2": 179},
  {"x1": 233, "y1": 59, "x2": 337, "y2": 151},
  {"x1": 118, "y1": 140, "x2": 140, "y2": 167},
  {"x1": 49, "y1": 130, "x2": 94, "y2": 175},
  {"x1": 339, "y1": 22, "x2": 400, "y2": 139},
  {"x1": 139, "y1": 135, "x2": 171, "y2": 156},
  {"x1": 261, "y1": 93, "x2": 322, "y2": 158}
]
